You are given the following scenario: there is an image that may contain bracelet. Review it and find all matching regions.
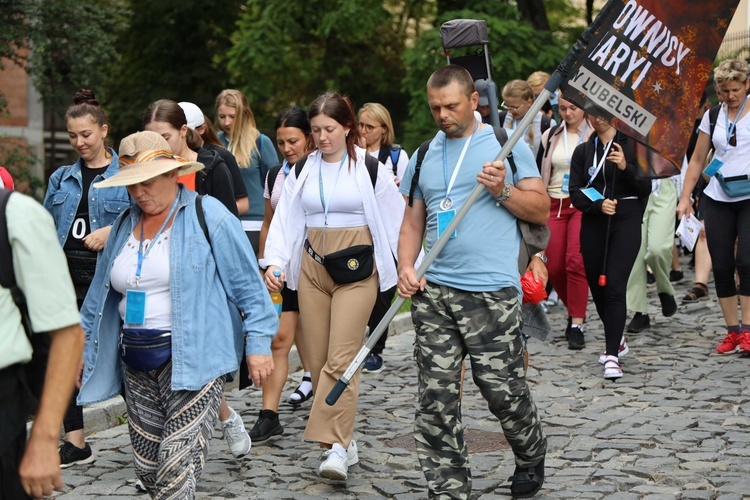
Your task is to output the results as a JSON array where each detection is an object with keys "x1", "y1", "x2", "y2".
[{"x1": 495, "y1": 183, "x2": 512, "y2": 206}]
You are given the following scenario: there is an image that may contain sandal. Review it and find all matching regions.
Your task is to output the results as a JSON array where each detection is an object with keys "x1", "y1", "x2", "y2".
[
  {"x1": 682, "y1": 282, "x2": 709, "y2": 304},
  {"x1": 288, "y1": 375, "x2": 313, "y2": 405}
]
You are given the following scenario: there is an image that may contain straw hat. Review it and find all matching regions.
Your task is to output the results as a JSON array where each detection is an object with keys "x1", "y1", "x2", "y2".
[{"x1": 94, "y1": 131, "x2": 203, "y2": 188}]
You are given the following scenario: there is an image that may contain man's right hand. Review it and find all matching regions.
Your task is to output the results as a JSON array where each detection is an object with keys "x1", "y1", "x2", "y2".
[{"x1": 397, "y1": 265, "x2": 426, "y2": 298}]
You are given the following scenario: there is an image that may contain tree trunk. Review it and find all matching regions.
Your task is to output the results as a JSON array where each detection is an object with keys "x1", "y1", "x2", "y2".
[{"x1": 517, "y1": 0, "x2": 551, "y2": 31}]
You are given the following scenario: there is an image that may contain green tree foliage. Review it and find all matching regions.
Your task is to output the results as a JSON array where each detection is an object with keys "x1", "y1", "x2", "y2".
[
  {"x1": 104, "y1": 0, "x2": 241, "y2": 139},
  {"x1": 227, "y1": 0, "x2": 409, "y2": 130},
  {"x1": 401, "y1": 3, "x2": 568, "y2": 150},
  {"x1": 0, "y1": 1, "x2": 32, "y2": 112}
]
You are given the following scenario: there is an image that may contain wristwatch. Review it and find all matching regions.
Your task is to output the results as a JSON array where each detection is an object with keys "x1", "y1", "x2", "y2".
[
  {"x1": 494, "y1": 183, "x2": 512, "y2": 206},
  {"x1": 533, "y1": 252, "x2": 548, "y2": 264}
]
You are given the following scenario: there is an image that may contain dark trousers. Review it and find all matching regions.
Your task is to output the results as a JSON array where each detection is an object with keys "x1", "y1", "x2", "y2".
[
  {"x1": 0, "y1": 367, "x2": 32, "y2": 500},
  {"x1": 580, "y1": 200, "x2": 643, "y2": 357},
  {"x1": 702, "y1": 196, "x2": 750, "y2": 298},
  {"x1": 0, "y1": 425, "x2": 29, "y2": 500},
  {"x1": 367, "y1": 286, "x2": 397, "y2": 355}
]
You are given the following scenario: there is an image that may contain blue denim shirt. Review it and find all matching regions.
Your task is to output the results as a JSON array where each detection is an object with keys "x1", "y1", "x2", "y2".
[
  {"x1": 78, "y1": 187, "x2": 278, "y2": 404},
  {"x1": 43, "y1": 150, "x2": 131, "y2": 246}
]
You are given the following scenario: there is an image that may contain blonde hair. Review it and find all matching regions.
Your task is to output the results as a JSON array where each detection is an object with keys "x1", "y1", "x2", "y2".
[
  {"x1": 713, "y1": 59, "x2": 749, "y2": 87},
  {"x1": 358, "y1": 103, "x2": 396, "y2": 146},
  {"x1": 526, "y1": 71, "x2": 550, "y2": 88},
  {"x1": 214, "y1": 89, "x2": 259, "y2": 168},
  {"x1": 502, "y1": 80, "x2": 536, "y2": 143}
]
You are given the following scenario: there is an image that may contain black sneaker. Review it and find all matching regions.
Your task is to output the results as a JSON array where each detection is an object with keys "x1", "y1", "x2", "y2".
[
  {"x1": 659, "y1": 292, "x2": 678, "y2": 317},
  {"x1": 669, "y1": 269, "x2": 684, "y2": 283},
  {"x1": 362, "y1": 352, "x2": 384, "y2": 373},
  {"x1": 249, "y1": 409, "x2": 284, "y2": 442},
  {"x1": 509, "y1": 458, "x2": 545, "y2": 498},
  {"x1": 59, "y1": 441, "x2": 95, "y2": 468},
  {"x1": 627, "y1": 312, "x2": 650, "y2": 333},
  {"x1": 566, "y1": 325, "x2": 585, "y2": 350},
  {"x1": 647, "y1": 271, "x2": 656, "y2": 286}
]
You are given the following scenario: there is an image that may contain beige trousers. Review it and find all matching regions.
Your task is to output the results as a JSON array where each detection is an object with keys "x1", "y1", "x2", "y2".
[{"x1": 298, "y1": 226, "x2": 378, "y2": 446}]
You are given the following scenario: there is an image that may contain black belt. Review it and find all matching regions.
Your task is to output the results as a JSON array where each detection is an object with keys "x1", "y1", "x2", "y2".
[{"x1": 304, "y1": 239, "x2": 325, "y2": 265}]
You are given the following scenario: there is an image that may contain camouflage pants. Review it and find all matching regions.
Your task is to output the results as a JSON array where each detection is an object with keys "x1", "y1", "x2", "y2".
[{"x1": 411, "y1": 283, "x2": 547, "y2": 500}]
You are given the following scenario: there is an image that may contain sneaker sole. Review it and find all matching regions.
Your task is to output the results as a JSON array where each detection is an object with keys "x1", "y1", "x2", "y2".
[
  {"x1": 319, "y1": 466, "x2": 348, "y2": 481},
  {"x1": 716, "y1": 346, "x2": 740, "y2": 355},
  {"x1": 60, "y1": 453, "x2": 95, "y2": 468},
  {"x1": 362, "y1": 365, "x2": 384, "y2": 373}
]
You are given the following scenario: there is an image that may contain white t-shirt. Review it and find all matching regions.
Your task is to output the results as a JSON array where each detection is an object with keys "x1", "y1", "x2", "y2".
[
  {"x1": 301, "y1": 159, "x2": 367, "y2": 228},
  {"x1": 699, "y1": 105, "x2": 750, "y2": 202}
]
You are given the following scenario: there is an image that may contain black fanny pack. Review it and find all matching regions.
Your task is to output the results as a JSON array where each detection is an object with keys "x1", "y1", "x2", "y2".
[
  {"x1": 120, "y1": 328, "x2": 172, "y2": 372},
  {"x1": 304, "y1": 239, "x2": 373, "y2": 285},
  {"x1": 65, "y1": 249, "x2": 98, "y2": 285}
]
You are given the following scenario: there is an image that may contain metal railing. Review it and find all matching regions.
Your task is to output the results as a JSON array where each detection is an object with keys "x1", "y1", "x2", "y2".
[{"x1": 718, "y1": 29, "x2": 750, "y2": 60}]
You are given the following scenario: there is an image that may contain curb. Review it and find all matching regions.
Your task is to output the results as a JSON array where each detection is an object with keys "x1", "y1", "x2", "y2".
[{"x1": 74, "y1": 312, "x2": 414, "y2": 436}]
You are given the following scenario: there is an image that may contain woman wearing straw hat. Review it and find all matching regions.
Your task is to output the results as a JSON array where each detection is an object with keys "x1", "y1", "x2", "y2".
[{"x1": 77, "y1": 131, "x2": 278, "y2": 499}]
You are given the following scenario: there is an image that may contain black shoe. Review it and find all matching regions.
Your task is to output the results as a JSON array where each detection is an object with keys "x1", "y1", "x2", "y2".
[
  {"x1": 249, "y1": 410, "x2": 284, "y2": 442},
  {"x1": 647, "y1": 271, "x2": 655, "y2": 286},
  {"x1": 510, "y1": 458, "x2": 545, "y2": 498},
  {"x1": 627, "y1": 312, "x2": 650, "y2": 333},
  {"x1": 659, "y1": 292, "x2": 678, "y2": 317},
  {"x1": 566, "y1": 325, "x2": 585, "y2": 350},
  {"x1": 669, "y1": 269, "x2": 684, "y2": 283},
  {"x1": 59, "y1": 441, "x2": 95, "y2": 468}
]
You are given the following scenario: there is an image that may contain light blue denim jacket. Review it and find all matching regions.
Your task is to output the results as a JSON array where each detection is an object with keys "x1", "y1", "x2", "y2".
[
  {"x1": 78, "y1": 187, "x2": 278, "y2": 404},
  {"x1": 43, "y1": 149, "x2": 131, "y2": 246}
]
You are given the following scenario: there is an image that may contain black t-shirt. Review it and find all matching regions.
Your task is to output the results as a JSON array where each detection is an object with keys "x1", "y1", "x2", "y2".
[{"x1": 64, "y1": 164, "x2": 109, "y2": 251}]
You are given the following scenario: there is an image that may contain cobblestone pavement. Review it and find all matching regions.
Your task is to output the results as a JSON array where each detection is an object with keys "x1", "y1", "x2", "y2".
[{"x1": 57, "y1": 271, "x2": 750, "y2": 499}]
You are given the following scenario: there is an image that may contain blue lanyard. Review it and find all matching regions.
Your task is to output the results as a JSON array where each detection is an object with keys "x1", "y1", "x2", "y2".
[
  {"x1": 318, "y1": 152, "x2": 348, "y2": 226},
  {"x1": 723, "y1": 95, "x2": 747, "y2": 155},
  {"x1": 135, "y1": 195, "x2": 180, "y2": 287}
]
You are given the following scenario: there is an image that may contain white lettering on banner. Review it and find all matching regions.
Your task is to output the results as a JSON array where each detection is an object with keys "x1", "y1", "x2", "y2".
[
  {"x1": 72, "y1": 217, "x2": 86, "y2": 239},
  {"x1": 588, "y1": 0, "x2": 691, "y2": 90},
  {"x1": 569, "y1": 67, "x2": 656, "y2": 136}
]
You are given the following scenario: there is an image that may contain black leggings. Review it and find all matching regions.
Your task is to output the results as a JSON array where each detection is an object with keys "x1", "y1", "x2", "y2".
[
  {"x1": 580, "y1": 200, "x2": 643, "y2": 357},
  {"x1": 367, "y1": 286, "x2": 397, "y2": 355},
  {"x1": 702, "y1": 195, "x2": 750, "y2": 298},
  {"x1": 63, "y1": 285, "x2": 88, "y2": 434}
]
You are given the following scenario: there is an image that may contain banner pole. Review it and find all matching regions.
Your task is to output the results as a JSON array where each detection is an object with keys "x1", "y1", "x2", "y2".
[{"x1": 326, "y1": 0, "x2": 622, "y2": 406}]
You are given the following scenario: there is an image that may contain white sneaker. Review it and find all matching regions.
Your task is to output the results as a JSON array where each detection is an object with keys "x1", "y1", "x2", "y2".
[
  {"x1": 603, "y1": 355, "x2": 623, "y2": 380},
  {"x1": 598, "y1": 336, "x2": 629, "y2": 364},
  {"x1": 318, "y1": 440, "x2": 359, "y2": 480},
  {"x1": 222, "y1": 412, "x2": 252, "y2": 458}
]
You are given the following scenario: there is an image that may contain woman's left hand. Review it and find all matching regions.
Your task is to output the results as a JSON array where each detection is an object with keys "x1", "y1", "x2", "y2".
[
  {"x1": 246, "y1": 354, "x2": 274, "y2": 387},
  {"x1": 83, "y1": 226, "x2": 112, "y2": 252},
  {"x1": 606, "y1": 142, "x2": 627, "y2": 170}
]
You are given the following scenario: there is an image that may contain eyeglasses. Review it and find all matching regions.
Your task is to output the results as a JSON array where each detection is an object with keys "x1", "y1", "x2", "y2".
[
  {"x1": 501, "y1": 101, "x2": 523, "y2": 112},
  {"x1": 358, "y1": 123, "x2": 381, "y2": 132}
]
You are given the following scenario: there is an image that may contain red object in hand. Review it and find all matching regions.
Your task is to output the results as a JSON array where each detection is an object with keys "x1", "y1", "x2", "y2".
[
  {"x1": 598, "y1": 274, "x2": 607, "y2": 286},
  {"x1": 521, "y1": 271, "x2": 547, "y2": 304}
]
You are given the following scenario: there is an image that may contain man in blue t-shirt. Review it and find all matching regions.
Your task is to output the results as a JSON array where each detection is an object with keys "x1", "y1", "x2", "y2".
[{"x1": 397, "y1": 65, "x2": 548, "y2": 499}]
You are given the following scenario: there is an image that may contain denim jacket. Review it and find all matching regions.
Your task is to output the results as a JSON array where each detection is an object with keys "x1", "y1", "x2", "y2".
[
  {"x1": 78, "y1": 187, "x2": 278, "y2": 404},
  {"x1": 43, "y1": 149, "x2": 131, "y2": 246}
]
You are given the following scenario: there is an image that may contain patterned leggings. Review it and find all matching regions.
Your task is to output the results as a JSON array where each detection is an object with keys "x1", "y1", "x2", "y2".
[{"x1": 123, "y1": 361, "x2": 224, "y2": 500}]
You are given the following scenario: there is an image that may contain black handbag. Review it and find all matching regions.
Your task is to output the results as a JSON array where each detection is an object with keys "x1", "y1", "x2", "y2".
[
  {"x1": 120, "y1": 329, "x2": 172, "y2": 372},
  {"x1": 304, "y1": 240, "x2": 374, "y2": 284}
]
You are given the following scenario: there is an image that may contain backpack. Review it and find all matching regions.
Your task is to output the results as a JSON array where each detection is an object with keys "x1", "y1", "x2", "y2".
[
  {"x1": 294, "y1": 154, "x2": 379, "y2": 187},
  {"x1": 266, "y1": 164, "x2": 283, "y2": 197},
  {"x1": 377, "y1": 144, "x2": 403, "y2": 176},
  {"x1": 707, "y1": 103, "x2": 721, "y2": 152},
  {"x1": 0, "y1": 188, "x2": 51, "y2": 407},
  {"x1": 407, "y1": 127, "x2": 549, "y2": 273}
]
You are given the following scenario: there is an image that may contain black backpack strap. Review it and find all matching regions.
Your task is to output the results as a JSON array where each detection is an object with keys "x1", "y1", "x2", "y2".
[
  {"x1": 377, "y1": 146, "x2": 390, "y2": 166},
  {"x1": 363, "y1": 154, "x2": 378, "y2": 188},
  {"x1": 540, "y1": 114, "x2": 552, "y2": 134},
  {"x1": 498, "y1": 110, "x2": 508, "y2": 127},
  {"x1": 408, "y1": 140, "x2": 432, "y2": 207},
  {"x1": 294, "y1": 156, "x2": 309, "y2": 178},
  {"x1": 492, "y1": 126, "x2": 517, "y2": 177},
  {"x1": 267, "y1": 164, "x2": 282, "y2": 197},
  {"x1": 0, "y1": 188, "x2": 15, "y2": 288},
  {"x1": 195, "y1": 195, "x2": 210, "y2": 243},
  {"x1": 708, "y1": 104, "x2": 721, "y2": 151}
]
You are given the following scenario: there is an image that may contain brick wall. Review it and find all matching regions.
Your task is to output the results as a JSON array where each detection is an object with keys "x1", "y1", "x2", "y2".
[{"x1": 0, "y1": 57, "x2": 30, "y2": 127}]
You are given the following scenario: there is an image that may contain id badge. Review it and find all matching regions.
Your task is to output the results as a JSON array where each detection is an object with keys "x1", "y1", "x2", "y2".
[
  {"x1": 703, "y1": 157, "x2": 724, "y2": 178},
  {"x1": 561, "y1": 173, "x2": 570, "y2": 194},
  {"x1": 581, "y1": 186, "x2": 604, "y2": 202},
  {"x1": 125, "y1": 289, "x2": 147, "y2": 325},
  {"x1": 437, "y1": 209, "x2": 457, "y2": 239}
]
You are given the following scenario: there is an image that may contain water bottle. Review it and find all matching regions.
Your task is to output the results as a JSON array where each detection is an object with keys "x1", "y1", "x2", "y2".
[{"x1": 270, "y1": 269, "x2": 283, "y2": 316}]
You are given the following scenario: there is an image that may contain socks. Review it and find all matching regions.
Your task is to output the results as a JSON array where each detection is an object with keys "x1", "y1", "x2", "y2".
[
  {"x1": 741, "y1": 324, "x2": 750, "y2": 332},
  {"x1": 728, "y1": 325, "x2": 741, "y2": 334},
  {"x1": 222, "y1": 408, "x2": 237, "y2": 425},
  {"x1": 290, "y1": 372, "x2": 313, "y2": 401}
]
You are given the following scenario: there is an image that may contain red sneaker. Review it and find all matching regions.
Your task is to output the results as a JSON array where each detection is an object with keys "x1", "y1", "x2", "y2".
[
  {"x1": 739, "y1": 331, "x2": 750, "y2": 353},
  {"x1": 717, "y1": 332, "x2": 741, "y2": 354}
]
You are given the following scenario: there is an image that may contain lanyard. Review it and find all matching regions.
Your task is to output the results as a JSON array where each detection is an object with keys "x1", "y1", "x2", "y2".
[
  {"x1": 723, "y1": 95, "x2": 747, "y2": 155},
  {"x1": 442, "y1": 121, "x2": 478, "y2": 201},
  {"x1": 588, "y1": 136, "x2": 613, "y2": 186},
  {"x1": 318, "y1": 152, "x2": 348, "y2": 226},
  {"x1": 135, "y1": 195, "x2": 180, "y2": 287},
  {"x1": 562, "y1": 122, "x2": 588, "y2": 165}
]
